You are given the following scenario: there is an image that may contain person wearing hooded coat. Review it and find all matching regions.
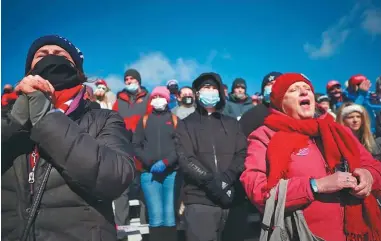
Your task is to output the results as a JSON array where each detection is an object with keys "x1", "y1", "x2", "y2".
[
  {"x1": 1, "y1": 35, "x2": 135, "y2": 241},
  {"x1": 175, "y1": 72, "x2": 247, "y2": 241}
]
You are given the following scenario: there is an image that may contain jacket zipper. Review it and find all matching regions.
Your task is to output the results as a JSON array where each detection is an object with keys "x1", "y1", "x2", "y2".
[
  {"x1": 28, "y1": 151, "x2": 37, "y2": 196},
  {"x1": 158, "y1": 117, "x2": 161, "y2": 157},
  {"x1": 208, "y1": 115, "x2": 218, "y2": 172}
]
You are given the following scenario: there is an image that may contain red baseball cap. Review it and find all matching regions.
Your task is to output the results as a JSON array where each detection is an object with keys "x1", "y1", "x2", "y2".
[{"x1": 326, "y1": 80, "x2": 341, "y2": 92}]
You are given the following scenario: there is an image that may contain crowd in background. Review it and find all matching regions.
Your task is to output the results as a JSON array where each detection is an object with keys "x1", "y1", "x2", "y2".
[{"x1": 2, "y1": 34, "x2": 381, "y2": 241}]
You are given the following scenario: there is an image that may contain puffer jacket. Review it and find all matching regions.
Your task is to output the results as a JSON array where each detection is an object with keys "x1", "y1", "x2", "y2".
[
  {"x1": 1, "y1": 100, "x2": 136, "y2": 241},
  {"x1": 240, "y1": 124, "x2": 381, "y2": 241}
]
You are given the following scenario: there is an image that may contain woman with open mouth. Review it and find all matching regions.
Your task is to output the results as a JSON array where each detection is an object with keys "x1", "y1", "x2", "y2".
[{"x1": 240, "y1": 73, "x2": 381, "y2": 241}]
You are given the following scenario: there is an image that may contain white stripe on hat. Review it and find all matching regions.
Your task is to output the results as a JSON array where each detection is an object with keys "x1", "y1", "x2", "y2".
[{"x1": 341, "y1": 104, "x2": 363, "y2": 118}]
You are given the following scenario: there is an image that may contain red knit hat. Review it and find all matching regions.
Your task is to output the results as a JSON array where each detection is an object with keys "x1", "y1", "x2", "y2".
[{"x1": 270, "y1": 73, "x2": 314, "y2": 110}]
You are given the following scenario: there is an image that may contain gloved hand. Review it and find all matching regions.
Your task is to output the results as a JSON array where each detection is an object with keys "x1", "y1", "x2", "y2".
[
  {"x1": 204, "y1": 175, "x2": 235, "y2": 208},
  {"x1": 10, "y1": 94, "x2": 30, "y2": 126},
  {"x1": 150, "y1": 160, "x2": 167, "y2": 173},
  {"x1": 27, "y1": 91, "x2": 53, "y2": 126}
]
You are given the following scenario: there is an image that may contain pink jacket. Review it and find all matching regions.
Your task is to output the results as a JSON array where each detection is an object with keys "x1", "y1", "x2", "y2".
[{"x1": 240, "y1": 126, "x2": 381, "y2": 241}]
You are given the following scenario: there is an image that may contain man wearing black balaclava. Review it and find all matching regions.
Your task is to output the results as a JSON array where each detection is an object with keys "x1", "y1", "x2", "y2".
[{"x1": 2, "y1": 35, "x2": 135, "y2": 241}]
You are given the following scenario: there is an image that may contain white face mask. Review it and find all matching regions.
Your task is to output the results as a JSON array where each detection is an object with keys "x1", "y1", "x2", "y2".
[{"x1": 151, "y1": 97, "x2": 168, "y2": 111}]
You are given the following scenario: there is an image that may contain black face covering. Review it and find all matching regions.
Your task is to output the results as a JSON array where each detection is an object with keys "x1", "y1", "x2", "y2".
[
  {"x1": 168, "y1": 85, "x2": 179, "y2": 95},
  {"x1": 29, "y1": 55, "x2": 84, "y2": 91},
  {"x1": 3, "y1": 89, "x2": 12, "y2": 94},
  {"x1": 181, "y1": 96, "x2": 194, "y2": 105}
]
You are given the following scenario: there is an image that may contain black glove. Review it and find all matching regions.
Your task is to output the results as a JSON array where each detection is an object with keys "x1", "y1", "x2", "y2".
[
  {"x1": 27, "y1": 91, "x2": 52, "y2": 126},
  {"x1": 204, "y1": 175, "x2": 235, "y2": 208}
]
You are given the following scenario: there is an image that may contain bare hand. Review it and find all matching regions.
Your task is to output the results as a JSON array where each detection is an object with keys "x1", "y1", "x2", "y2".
[
  {"x1": 15, "y1": 75, "x2": 54, "y2": 95},
  {"x1": 316, "y1": 172, "x2": 358, "y2": 194},
  {"x1": 351, "y1": 168, "x2": 373, "y2": 199},
  {"x1": 359, "y1": 80, "x2": 371, "y2": 92}
]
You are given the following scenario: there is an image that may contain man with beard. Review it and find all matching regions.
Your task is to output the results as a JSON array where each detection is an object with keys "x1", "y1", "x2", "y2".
[
  {"x1": 1, "y1": 35, "x2": 135, "y2": 241},
  {"x1": 326, "y1": 80, "x2": 346, "y2": 113},
  {"x1": 223, "y1": 78, "x2": 253, "y2": 120},
  {"x1": 172, "y1": 86, "x2": 196, "y2": 120},
  {"x1": 93, "y1": 79, "x2": 116, "y2": 109}
]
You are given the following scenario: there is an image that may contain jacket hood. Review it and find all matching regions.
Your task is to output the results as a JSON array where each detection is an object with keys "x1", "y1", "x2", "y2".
[{"x1": 192, "y1": 72, "x2": 226, "y2": 111}]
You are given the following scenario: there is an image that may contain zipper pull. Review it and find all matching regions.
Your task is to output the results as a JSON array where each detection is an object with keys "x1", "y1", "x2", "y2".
[{"x1": 28, "y1": 172, "x2": 35, "y2": 184}]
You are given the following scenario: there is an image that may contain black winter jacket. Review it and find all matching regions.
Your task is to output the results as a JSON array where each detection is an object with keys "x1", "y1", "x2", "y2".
[
  {"x1": 132, "y1": 110, "x2": 178, "y2": 171},
  {"x1": 175, "y1": 73, "x2": 247, "y2": 207},
  {"x1": 1, "y1": 100, "x2": 135, "y2": 241},
  {"x1": 239, "y1": 102, "x2": 270, "y2": 138}
]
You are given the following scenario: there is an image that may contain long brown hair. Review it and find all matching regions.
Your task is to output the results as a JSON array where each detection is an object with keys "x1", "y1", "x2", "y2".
[{"x1": 336, "y1": 102, "x2": 376, "y2": 153}]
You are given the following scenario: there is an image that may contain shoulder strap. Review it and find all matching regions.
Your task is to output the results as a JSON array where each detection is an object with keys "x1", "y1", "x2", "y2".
[
  {"x1": 171, "y1": 114, "x2": 178, "y2": 129},
  {"x1": 143, "y1": 114, "x2": 149, "y2": 129}
]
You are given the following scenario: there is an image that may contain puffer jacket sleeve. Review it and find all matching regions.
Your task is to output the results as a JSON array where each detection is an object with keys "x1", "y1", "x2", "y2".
[
  {"x1": 29, "y1": 110, "x2": 136, "y2": 201},
  {"x1": 175, "y1": 120, "x2": 212, "y2": 185},
  {"x1": 240, "y1": 127, "x2": 315, "y2": 213}
]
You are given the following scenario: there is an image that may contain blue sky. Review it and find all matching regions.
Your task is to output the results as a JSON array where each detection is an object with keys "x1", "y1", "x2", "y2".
[{"x1": 2, "y1": 0, "x2": 381, "y2": 94}]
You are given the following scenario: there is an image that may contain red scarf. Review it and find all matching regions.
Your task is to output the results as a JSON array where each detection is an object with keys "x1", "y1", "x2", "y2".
[
  {"x1": 264, "y1": 111, "x2": 381, "y2": 241},
  {"x1": 53, "y1": 85, "x2": 83, "y2": 112}
]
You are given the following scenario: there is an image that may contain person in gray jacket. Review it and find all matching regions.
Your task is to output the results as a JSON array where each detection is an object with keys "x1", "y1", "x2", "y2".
[
  {"x1": 223, "y1": 78, "x2": 254, "y2": 120},
  {"x1": 171, "y1": 86, "x2": 196, "y2": 120}
]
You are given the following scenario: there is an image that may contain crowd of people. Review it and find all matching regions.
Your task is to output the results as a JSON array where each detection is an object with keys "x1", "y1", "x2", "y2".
[{"x1": 2, "y1": 35, "x2": 381, "y2": 241}]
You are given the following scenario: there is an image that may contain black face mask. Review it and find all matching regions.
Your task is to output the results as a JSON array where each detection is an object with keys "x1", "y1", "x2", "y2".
[
  {"x1": 168, "y1": 85, "x2": 179, "y2": 94},
  {"x1": 30, "y1": 55, "x2": 84, "y2": 91},
  {"x1": 3, "y1": 89, "x2": 12, "y2": 94},
  {"x1": 181, "y1": 96, "x2": 194, "y2": 105}
]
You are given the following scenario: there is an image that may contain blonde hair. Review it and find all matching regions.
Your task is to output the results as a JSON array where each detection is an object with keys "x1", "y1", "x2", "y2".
[{"x1": 336, "y1": 102, "x2": 375, "y2": 152}]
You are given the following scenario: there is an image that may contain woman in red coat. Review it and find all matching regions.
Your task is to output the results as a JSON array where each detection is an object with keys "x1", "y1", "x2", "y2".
[{"x1": 240, "y1": 73, "x2": 381, "y2": 241}]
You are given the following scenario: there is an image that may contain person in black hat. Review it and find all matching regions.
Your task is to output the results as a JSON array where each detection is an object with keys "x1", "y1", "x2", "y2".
[
  {"x1": 2, "y1": 35, "x2": 135, "y2": 241},
  {"x1": 112, "y1": 67, "x2": 150, "y2": 228},
  {"x1": 223, "y1": 78, "x2": 254, "y2": 120},
  {"x1": 175, "y1": 72, "x2": 247, "y2": 241},
  {"x1": 239, "y1": 71, "x2": 282, "y2": 137}
]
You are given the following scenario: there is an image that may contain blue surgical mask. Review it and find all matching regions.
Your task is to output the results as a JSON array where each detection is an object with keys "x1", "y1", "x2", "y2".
[
  {"x1": 199, "y1": 90, "x2": 220, "y2": 107},
  {"x1": 125, "y1": 83, "x2": 139, "y2": 93},
  {"x1": 263, "y1": 86, "x2": 272, "y2": 103}
]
